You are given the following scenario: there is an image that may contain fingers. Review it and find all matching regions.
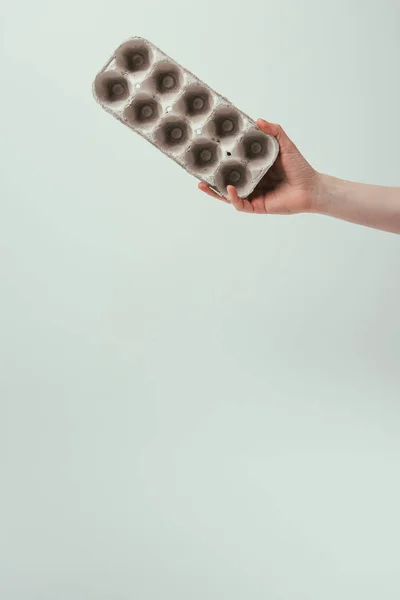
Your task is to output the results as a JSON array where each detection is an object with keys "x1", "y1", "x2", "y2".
[
  {"x1": 256, "y1": 118, "x2": 281, "y2": 137},
  {"x1": 199, "y1": 183, "x2": 256, "y2": 213},
  {"x1": 198, "y1": 182, "x2": 229, "y2": 203},
  {"x1": 198, "y1": 182, "x2": 251, "y2": 211},
  {"x1": 226, "y1": 186, "x2": 254, "y2": 213},
  {"x1": 198, "y1": 182, "x2": 289, "y2": 215},
  {"x1": 256, "y1": 118, "x2": 291, "y2": 150}
]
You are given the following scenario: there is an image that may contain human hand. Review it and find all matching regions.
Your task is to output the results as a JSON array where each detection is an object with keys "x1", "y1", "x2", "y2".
[{"x1": 198, "y1": 119, "x2": 319, "y2": 214}]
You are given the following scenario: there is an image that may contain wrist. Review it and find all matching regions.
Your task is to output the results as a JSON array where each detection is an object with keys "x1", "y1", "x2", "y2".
[{"x1": 310, "y1": 172, "x2": 336, "y2": 215}]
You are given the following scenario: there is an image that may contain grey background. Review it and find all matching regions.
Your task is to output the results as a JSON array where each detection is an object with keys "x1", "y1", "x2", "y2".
[{"x1": 1, "y1": 0, "x2": 400, "y2": 598}]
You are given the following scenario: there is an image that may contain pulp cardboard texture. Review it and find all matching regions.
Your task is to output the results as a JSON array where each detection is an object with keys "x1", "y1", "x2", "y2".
[{"x1": 93, "y1": 38, "x2": 279, "y2": 199}]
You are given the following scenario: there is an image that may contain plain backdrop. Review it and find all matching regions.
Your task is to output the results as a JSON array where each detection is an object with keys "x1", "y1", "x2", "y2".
[{"x1": 1, "y1": 0, "x2": 400, "y2": 598}]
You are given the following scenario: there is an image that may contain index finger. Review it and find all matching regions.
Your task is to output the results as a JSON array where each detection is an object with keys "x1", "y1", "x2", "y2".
[{"x1": 198, "y1": 182, "x2": 230, "y2": 203}]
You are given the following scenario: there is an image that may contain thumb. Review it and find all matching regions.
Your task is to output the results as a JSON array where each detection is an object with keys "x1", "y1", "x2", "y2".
[{"x1": 256, "y1": 118, "x2": 292, "y2": 151}]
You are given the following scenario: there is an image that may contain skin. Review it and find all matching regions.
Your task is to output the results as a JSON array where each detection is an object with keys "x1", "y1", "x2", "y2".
[{"x1": 199, "y1": 119, "x2": 400, "y2": 235}]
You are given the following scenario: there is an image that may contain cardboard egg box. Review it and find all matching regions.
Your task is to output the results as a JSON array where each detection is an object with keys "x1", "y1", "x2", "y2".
[{"x1": 93, "y1": 37, "x2": 279, "y2": 199}]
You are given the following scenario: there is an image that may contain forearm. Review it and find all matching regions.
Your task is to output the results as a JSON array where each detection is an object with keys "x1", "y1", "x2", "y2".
[{"x1": 314, "y1": 174, "x2": 400, "y2": 234}]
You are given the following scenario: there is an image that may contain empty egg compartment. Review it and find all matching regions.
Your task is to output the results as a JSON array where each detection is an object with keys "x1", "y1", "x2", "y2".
[
  {"x1": 184, "y1": 138, "x2": 222, "y2": 177},
  {"x1": 139, "y1": 60, "x2": 185, "y2": 106},
  {"x1": 123, "y1": 92, "x2": 162, "y2": 131},
  {"x1": 234, "y1": 127, "x2": 279, "y2": 169},
  {"x1": 93, "y1": 37, "x2": 279, "y2": 198},
  {"x1": 115, "y1": 39, "x2": 155, "y2": 75},
  {"x1": 212, "y1": 160, "x2": 253, "y2": 198},
  {"x1": 203, "y1": 105, "x2": 246, "y2": 145},
  {"x1": 172, "y1": 83, "x2": 217, "y2": 126},
  {"x1": 93, "y1": 70, "x2": 131, "y2": 109},
  {"x1": 154, "y1": 115, "x2": 193, "y2": 155}
]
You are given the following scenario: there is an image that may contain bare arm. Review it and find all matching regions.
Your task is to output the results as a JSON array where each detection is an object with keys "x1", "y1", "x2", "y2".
[
  {"x1": 314, "y1": 175, "x2": 400, "y2": 234},
  {"x1": 198, "y1": 119, "x2": 400, "y2": 235}
]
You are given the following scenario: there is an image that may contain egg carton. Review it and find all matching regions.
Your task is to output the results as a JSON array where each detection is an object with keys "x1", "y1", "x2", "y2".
[{"x1": 93, "y1": 37, "x2": 279, "y2": 199}]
